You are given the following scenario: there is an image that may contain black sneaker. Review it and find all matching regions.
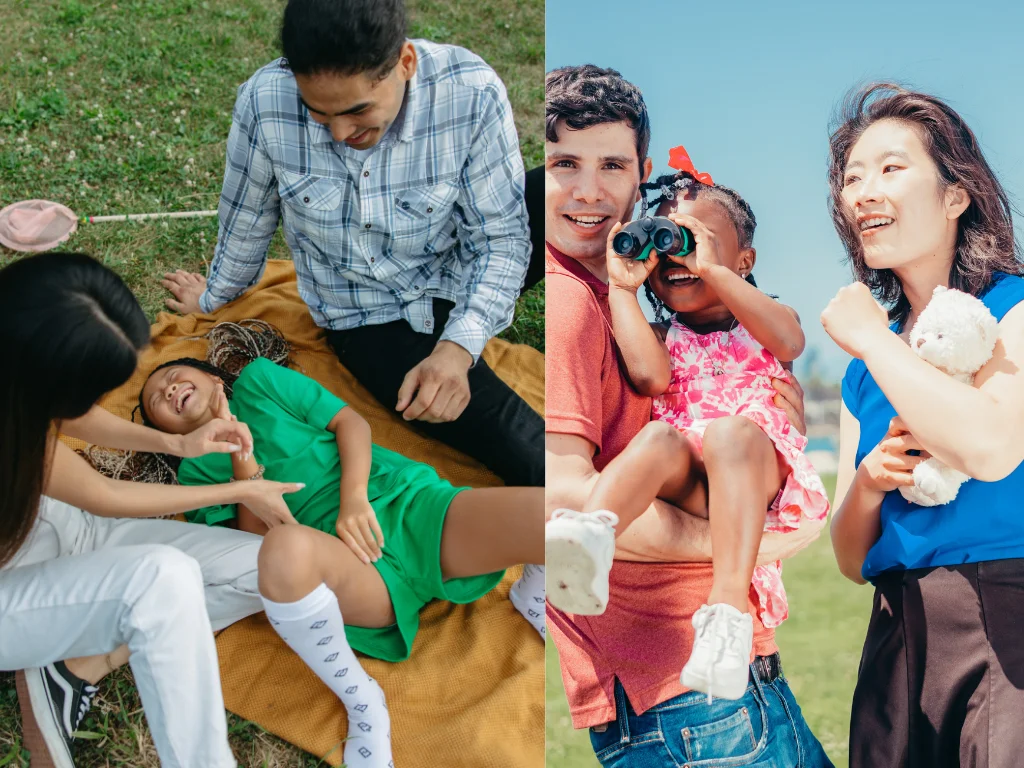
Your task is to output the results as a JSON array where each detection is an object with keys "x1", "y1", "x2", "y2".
[{"x1": 18, "y1": 662, "x2": 98, "y2": 768}]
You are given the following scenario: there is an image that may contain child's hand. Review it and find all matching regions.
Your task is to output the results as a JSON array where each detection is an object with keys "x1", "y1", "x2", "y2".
[
  {"x1": 336, "y1": 492, "x2": 385, "y2": 564},
  {"x1": 664, "y1": 213, "x2": 727, "y2": 278},
  {"x1": 820, "y1": 282, "x2": 890, "y2": 359},
  {"x1": 606, "y1": 222, "x2": 660, "y2": 292}
]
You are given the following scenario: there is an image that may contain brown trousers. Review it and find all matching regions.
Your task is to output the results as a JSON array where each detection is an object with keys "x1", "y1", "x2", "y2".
[{"x1": 850, "y1": 559, "x2": 1024, "y2": 768}]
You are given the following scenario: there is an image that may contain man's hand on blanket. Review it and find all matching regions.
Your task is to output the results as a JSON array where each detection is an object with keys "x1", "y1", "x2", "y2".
[
  {"x1": 396, "y1": 340, "x2": 473, "y2": 423},
  {"x1": 336, "y1": 491, "x2": 385, "y2": 564},
  {"x1": 161, "y1": 269, "x2": 207, "y2": 315}
]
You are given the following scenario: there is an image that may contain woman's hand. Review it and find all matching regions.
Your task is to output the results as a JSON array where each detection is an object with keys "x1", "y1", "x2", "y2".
[
  {"x1": 820, "y1": 282, "x2": 891, "y2": 359},
  {"x1": 177, "y1": 384, "x2": 254, "y2": 459},
  {"x1": 336, "y1": 492, "x2": 385, "y2": 564},
  {"x1": 664, "y1": 212, "x2": 727, "y2": 278},
  {"x1": 859, "y1": 416, "x2": 929, "y2": 493},
  {"x1": 236, "y1": 479, "x2": 303, "y2": 528},
  {"x1": 606, "y1": 222, "x2": 660, "y2": 292}
]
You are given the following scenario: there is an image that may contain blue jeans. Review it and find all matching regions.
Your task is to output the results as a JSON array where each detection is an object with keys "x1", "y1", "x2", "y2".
[{"x1": 590, "y1": 668, "x2": 834, "y2": 767}]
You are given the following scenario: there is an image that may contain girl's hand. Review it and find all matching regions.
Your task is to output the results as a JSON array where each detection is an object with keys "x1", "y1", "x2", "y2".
[
  {"x1": 665, "y1": 212, "x2": 727, "y2": 278},
  {"x1": 179, "y1": 383, "x2": 254, "y2": 460},
  {"x1": 820, "y1": 282, "x2": 891, "y2": 359},
  {"x1": 336, "y1": 492, "x2": 385, "y2": 564},
  {"x1": 606, "y1": 222, "x2": 660, "y2": 292},
  {"x1": 237, "y1": 479, "x2": 304, "y2": 527},
  {"x1": 859, "y1": 416, "x2": 930, "y2": 493}
]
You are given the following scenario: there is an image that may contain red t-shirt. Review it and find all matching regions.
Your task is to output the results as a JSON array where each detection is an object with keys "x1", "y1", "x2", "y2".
[{"x1": 545, "y1": 243, "x2": 778, "y2": 728}]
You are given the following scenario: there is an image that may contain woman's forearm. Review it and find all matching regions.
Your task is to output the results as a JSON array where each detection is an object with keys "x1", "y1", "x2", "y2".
[
  {"x1": 830, "y1": 465, "x2": 885, "y2": 584},
  {"x1": 45, "y1": 440, "x2": 246, "y2": 519},
  {"x1": 862, "y1": 331, "x2": 1018, "y2": 479},
  {"x1": 61, "y1": 405, "x2": 184, "y2": 456},
  {"x1": 609, "y1": 286, "x2": 671, "y2": 395}
]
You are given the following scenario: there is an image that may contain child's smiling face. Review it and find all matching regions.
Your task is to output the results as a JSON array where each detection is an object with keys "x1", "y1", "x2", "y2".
[
  {"x1": 141, "y1": 364, "x2": 221, "y2": 434},
  {"x1": 647, "y1": 196, "x2": 753, "y2": 316}
]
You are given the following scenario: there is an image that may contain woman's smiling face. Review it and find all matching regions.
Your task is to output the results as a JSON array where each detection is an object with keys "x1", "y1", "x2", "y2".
[
  {"x1": 841, "y1": 118, "x2": 967, "y2": 272},
  {"x1": 141, "y1": 364, "x2": 220, "y2": 434}
]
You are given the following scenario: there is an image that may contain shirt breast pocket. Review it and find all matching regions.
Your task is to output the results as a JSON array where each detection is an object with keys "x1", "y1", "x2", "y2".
[
  {"x1": 278, "y1": 171, "x2": 343, "y2": 214},
  {"x1": 390, "y1": 182, "x2": 459, "y2": 253}
]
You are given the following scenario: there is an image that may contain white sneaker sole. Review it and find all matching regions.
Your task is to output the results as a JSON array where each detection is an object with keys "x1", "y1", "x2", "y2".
[
  {"x1": 545, "y1": 534, "x2": 607, "y2": 615},
  {"x1": 681, "y1": 664, "x2": 748, "y2": 701},
  {"x1": 18, "y1": 668, "x2": 74, "y2": 768}
]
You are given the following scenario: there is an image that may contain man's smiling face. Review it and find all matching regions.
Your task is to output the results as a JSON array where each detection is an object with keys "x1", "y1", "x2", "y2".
[{"x1": 545, "y1": 120, "x2": 652, "y2": 265}]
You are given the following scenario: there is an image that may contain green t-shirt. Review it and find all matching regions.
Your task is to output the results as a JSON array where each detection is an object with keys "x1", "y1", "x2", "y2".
[{"x1": 178, "y1": 358, "x2": 420, "y2": 530}]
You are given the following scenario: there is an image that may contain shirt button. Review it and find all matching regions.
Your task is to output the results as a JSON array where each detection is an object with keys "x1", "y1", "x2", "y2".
[
  {"x1": 426, "y1": 207, "x2": 433, "y2": 213},
  {"x1": 414, "y1": 285, "x2": 420, "y2": 290},
  {"x1": 370, "y1": 257, "x2": 375, "y2": 263},
  {"x1": 303, "y1": 196, "x2": 310, "y2": 203},
  {"x1": 364, "y1": 223, "x2": 371, "y2": 229},
  {"x1": 425, "y1": 320, "x2": 432, "y2": 329},
  {"x1": 363, "y1": 170, "x2": 369, "y2": 177}
]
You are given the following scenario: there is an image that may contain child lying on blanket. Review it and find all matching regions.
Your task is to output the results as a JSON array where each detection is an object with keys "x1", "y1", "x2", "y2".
[{"x1": 139, "y1": 356, "x2": 544, "y2": 768}]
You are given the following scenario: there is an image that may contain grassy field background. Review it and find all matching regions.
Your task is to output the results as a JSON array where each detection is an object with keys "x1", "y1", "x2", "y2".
[
  {"x1": 0, "y1": 0, "x2": 542, "y2": 765},
  {"x1": 545, "y1": 475, "x2": 875, "y2": 768}
]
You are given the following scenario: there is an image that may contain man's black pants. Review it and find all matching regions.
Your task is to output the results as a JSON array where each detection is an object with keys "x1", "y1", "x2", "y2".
[{"x1": 326, "y1": 166, "x2": 545, "y2": 487}]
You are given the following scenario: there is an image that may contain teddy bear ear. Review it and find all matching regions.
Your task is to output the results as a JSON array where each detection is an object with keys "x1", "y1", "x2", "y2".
[{"x1": 933, "y1": 285, "x2": 948, "y2": 295}]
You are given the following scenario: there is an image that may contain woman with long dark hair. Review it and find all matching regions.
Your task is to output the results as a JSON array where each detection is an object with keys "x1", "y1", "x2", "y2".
[
  {"x1": 0, "y1": 252, "x2": 303, "y2": 767},
  {"x1": 822, "y1": 84, "x2": 1024, "y2": 767}
]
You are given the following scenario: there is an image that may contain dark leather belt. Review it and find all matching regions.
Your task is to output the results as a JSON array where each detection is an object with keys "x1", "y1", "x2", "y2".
[{"x1": 751, "y1": 652, "x2": 783, "y2": 683}]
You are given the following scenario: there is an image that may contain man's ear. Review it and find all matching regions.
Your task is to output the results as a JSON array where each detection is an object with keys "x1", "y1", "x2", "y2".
[
  {"x1": 634, "y1": 156, "x2": 654, "y2": 204},
  {"x1": 397, "y1": 40, "x2": 418, "y2": 82}
]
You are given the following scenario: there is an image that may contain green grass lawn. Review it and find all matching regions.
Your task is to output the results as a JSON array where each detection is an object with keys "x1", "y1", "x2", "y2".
[
  {"x1": 0, "y1": 0, "x2": 541, "y2": 765},
  {"x1": 546, "y1": 475, "x2": 875, "y2": 768}
]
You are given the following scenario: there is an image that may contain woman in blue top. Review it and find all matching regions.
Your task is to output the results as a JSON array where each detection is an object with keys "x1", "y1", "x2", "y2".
[{"x1": 821, "y1": 83, "x2": 1024, "y2": 768}]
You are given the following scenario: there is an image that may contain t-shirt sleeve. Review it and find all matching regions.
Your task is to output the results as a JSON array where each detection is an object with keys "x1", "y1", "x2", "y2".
[
  {"x1": 177, "y1": 454, "x2": 237, "y2": 527},
  {"x1": 841, "y1": 358, "x2": 865, "y2": 422},
  {"x1": 545, "y1": 273, "x2": 606, "y2": 452},
  {"x1": 239, "y1": 358, "x2": 347, "y2": 429}
]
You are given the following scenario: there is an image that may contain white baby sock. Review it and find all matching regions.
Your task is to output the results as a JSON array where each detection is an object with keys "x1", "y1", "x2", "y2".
[
  {"x1": 509, "y1": 564, "x2": 546, "y2": 639},
  {"x1": 262, "y1": 583, "x2": 393, "y2": 768}
]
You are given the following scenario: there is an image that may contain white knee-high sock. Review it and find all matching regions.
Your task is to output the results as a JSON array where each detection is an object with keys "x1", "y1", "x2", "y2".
[
  {"x1": 261, "y1": 584, "x2": 393, "y2": 768},
  {"x1": 510, "y1": 564, "x2": 546, "y2": 638}
]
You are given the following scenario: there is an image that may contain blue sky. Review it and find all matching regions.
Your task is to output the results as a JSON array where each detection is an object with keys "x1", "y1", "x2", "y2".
[{"x1": 546, "y1": 0, "x2": 1024, "y2": 382}]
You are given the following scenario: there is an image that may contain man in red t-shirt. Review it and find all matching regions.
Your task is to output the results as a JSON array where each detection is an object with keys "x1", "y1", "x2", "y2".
[{"x1": 544, "y1": 64, "x2": 833, "y2": 766}]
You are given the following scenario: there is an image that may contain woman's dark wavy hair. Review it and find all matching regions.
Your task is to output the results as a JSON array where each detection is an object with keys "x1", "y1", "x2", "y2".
[
  {"x1": 641, "y1": 170, "x2": 761, "y2": 322},
  {"x1": 0, "y1": 253, "x2": 150, "y2": 567},
  {"x1": 828, "y1": 83, "x2": 1023, "y2": 326}
]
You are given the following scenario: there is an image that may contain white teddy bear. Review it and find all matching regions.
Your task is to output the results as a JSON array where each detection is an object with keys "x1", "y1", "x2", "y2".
[{"x1": 899, "y1": 285, "x2": 1000, "y2": 506}]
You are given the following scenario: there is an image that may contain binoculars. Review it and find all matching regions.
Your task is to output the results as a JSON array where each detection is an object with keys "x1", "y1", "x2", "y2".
[{"x1": 612, "y1": 216, "x2": 695, "y2": 261}]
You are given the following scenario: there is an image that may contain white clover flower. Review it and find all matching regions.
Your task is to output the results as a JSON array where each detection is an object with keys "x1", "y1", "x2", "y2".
[
  {"x1": 174, "y1": 117, "x2": 181, "y2": 124},
  {"x1": 50, "y1": 140, "x2": 57, "y2": 147},
  {"x1": 41, "y1": 56, "x2": 47, "y2": 63},
  {"x1": 67, "y1": 150, "x2": 76, "y2": 161}
]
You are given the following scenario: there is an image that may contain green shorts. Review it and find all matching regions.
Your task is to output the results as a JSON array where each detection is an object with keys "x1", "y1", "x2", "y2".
[{"x1": 343, "y1": 463, "x2": 504, "y2": 662}]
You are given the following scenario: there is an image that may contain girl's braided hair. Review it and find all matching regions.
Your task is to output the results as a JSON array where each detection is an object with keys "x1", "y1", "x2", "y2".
[
  {"x1": 80, "y1": 320, "x2": 291, "y2": 488},
  {"x1": 640, "y1": 170, "x2": 766, "y2": 323}
]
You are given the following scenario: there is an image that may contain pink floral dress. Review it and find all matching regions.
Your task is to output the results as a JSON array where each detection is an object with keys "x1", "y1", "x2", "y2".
[{"x1": 652, "y1": 318, "x2": 830, "y2": 628}]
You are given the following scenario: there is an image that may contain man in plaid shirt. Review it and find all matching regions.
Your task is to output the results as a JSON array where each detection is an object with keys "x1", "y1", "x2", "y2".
[{"x1": 163, "y1": 0, "x2": 544, "y2": 490}]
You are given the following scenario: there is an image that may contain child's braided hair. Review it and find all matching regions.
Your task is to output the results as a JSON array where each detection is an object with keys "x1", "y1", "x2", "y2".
[{"x1": 639, "y1": 170, "x2": 768, "y2": 323}]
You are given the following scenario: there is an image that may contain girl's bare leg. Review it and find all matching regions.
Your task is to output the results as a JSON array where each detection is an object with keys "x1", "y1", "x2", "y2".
[
  {"x1": 582, "y1": 421, "x2": 709, "y2": 533},
  {"x1": 440, "y1": 487, "x2": 543, "y2": 580},
  {"x1": 701, "y1": 416, "x2": 787, "y2": 612}
]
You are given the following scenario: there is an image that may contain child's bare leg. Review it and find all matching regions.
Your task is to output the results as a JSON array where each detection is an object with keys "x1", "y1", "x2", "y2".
[
  {"x1": 582, "y1": 421, "x2": 706, "y2": 534},
  {"x1": 440, "y1": 487, "x2": 543, "y2": 579},
  {"x1": 701, "y1": 416, "x2": 787, "y2": 613},
  {"x1": 258, "y1": 525, "x2": 394, "y2": 768}
]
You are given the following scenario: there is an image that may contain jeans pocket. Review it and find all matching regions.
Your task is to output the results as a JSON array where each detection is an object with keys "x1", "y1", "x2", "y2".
[{"x1": 680, "y1": 705, "x2": 759, "y2": 764}]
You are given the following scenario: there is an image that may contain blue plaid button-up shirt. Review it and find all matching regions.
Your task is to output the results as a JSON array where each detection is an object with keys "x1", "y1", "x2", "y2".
[{"x1": 199, "y1": 41, "x2": 530, "y2": 362}]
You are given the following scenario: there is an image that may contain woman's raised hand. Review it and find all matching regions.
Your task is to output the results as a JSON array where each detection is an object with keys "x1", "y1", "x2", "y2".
[
  {"x1": 859, "y1": 416, "x2": 929, "y2": 493},
  {"x1": 820, "y1": 282, "x2": 890, "y2": 359},
  {"x1": 606, "y1": 222, "x2": 660, "y2": 292}
]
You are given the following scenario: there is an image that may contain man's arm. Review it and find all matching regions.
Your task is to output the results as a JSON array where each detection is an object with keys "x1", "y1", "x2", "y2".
[
  {"x1": 163, "y1": 82, "x2": 281, "y2": 314},
  {"x1": 396, "y1": 80, "x2": 529, "y2": 423}
]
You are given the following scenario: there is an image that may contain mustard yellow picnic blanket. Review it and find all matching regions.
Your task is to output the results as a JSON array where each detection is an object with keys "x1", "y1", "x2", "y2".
[{"x1": 92, "y1": 260, "x2": 545, "y2": 767}]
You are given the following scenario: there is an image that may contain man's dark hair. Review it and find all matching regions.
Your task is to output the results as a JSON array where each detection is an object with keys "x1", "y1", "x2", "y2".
[
  {"x1": 545, "y1": 65, "x2": 651, "y2": 177},
  {"x1": 281, "y1": 0, "x2": 407, "y2": 79}
]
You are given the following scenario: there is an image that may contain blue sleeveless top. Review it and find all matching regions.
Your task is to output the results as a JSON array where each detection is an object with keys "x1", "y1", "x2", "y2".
[{"x1": 841, "y1": 272, "x2": 1024, "y2": 581}]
